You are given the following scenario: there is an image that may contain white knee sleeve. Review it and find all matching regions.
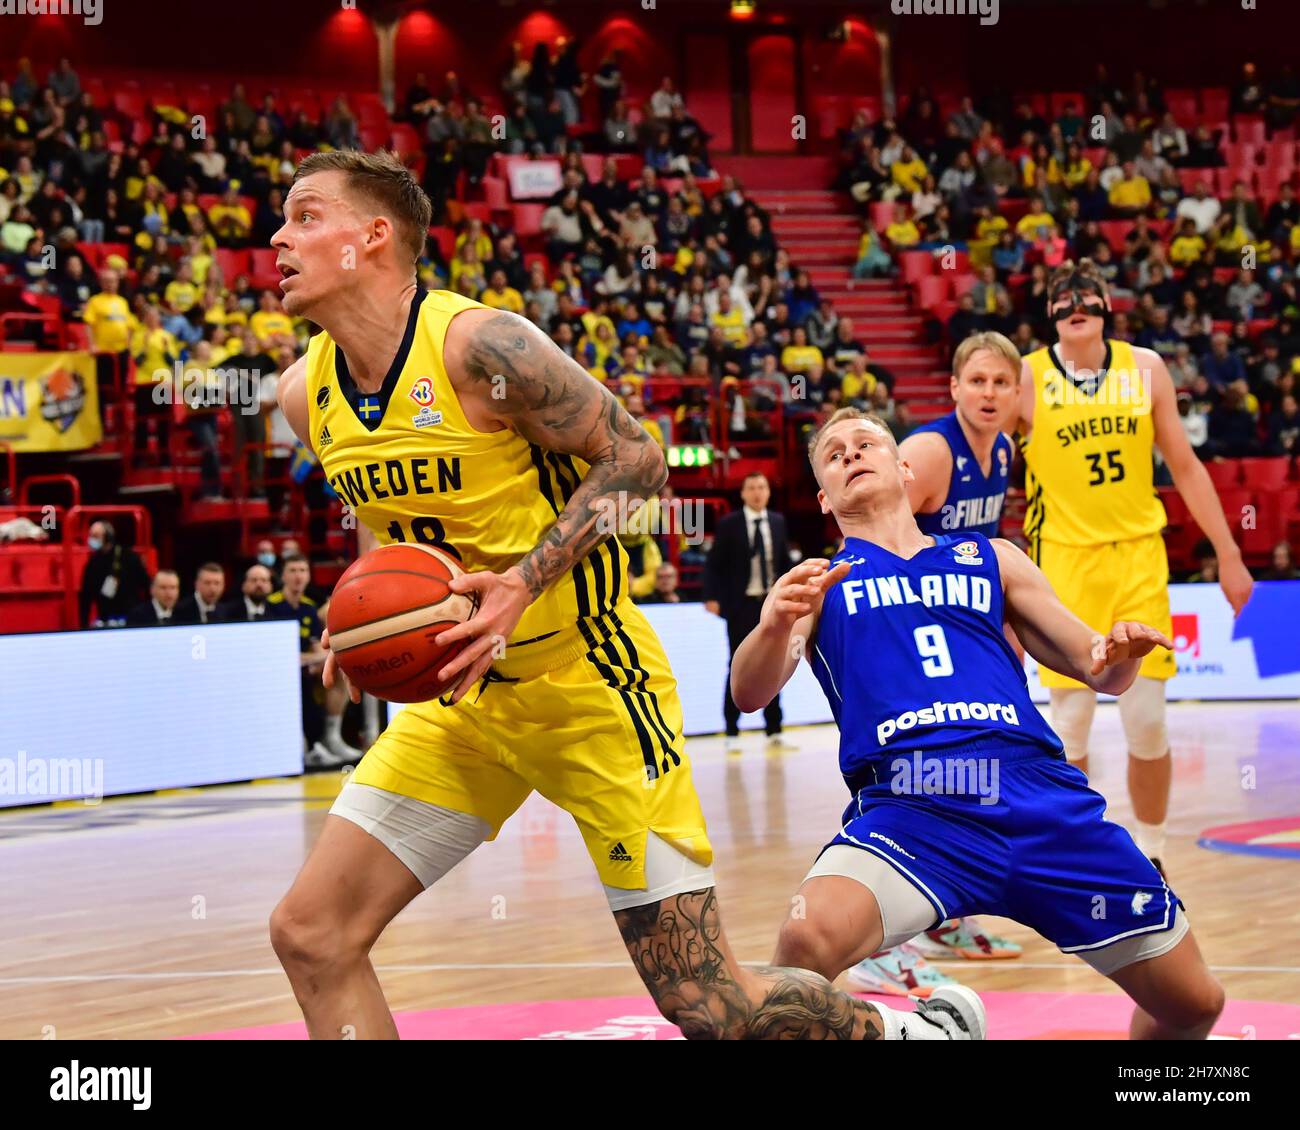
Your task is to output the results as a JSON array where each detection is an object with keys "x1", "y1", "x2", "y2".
[
  {"x1": 1118, "y1": 676, "x2": 1169, "y2": 761},
  {"x1": 1050, "y1": 687, "x2": 1097, "y2": 763}
]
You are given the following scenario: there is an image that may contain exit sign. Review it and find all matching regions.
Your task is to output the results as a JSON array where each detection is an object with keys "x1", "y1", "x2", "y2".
[{"x1": 667, "y1": 445, "x2": 714, "y2": 469}]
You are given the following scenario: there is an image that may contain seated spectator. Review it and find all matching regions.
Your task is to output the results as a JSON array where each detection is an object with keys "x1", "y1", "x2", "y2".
[
  {"x1": 640, "y1": 562, "x2": 681, "y2": 604},
  {"x1": 1224, "y1": 269, "x2": 1267, "y2": 322},
  {"x1": 1177, "y1": 389, "x2": 1209, "y2": 455},
  {"x1": 1034, "y1": 223, "x2": 1069, "y2": 269},
  {"x1": 1108, "y1": 160, "x2": 1151, "y2": 216},
  {"x1": 1169, "y1": 217, "x2": 1207, "y2": 267},
  {"x1": 970, "y1": 265, "x2": 1008, "y2": 319},
  {"x1": 1152, "y1": 112, "x2": 1188, "y2": 164},
  {"x1": 710, "y1": 290, "x2": 751, "y2": 348},
  {"x1": 883, "y1": 203, "x2": 920, "y2": 250},
  {"x1": 1187, "y1": 538, "x2": 1218, "y2": 583},
  {"x1": 1015, "y1": 196, "x2": 1055, "y2": 243},
  {"x1": 479, "y1": 268, "x2": 525, "y2": 313},
  {"x1": 125, "y1": 569, "x2": 181, "y2": 627},
  {"x1": 80, "y1": 520, "x2": 150, "y2": 629},
  {"x1": 207, "y1": 185, "x2": 252, "y2": 247},
  {"x1": 646, "y1": 323, "x2": 687, "y2": 374},
  {"x1": 852, "y1": 222, "x2": 893, "y2": 278},
  {"x1": 1267, "y1": 392, "x2": 1300, "y2": 456},
  {"x1": 1183, "y1": 125, "x2": 1225, "y2": 168},
  {"x1": 1265, "y1": 182, "x2": 1298, "y2": 247},
  {"x1": 1135, "y1": 306, "x2": 1182, "y2": 360},
  {"x1": 780, "y1": 325, "x2": 824, "y2": 376},
  {"x1": 806, "y1": 297, "x2": 839, "y2": 351},
  {"x1": 1201, "y1": 331, "x2": 1249, "y2": 391},
  {"x1": 991, "y1": 230, "x2": 1025, "y2": 278},
  {"x1": 1133, "y1": 138, "x2": 1169, "y2": 188},
  {"x1": 891, "y1": 146, "x2": 928, "y2": 196},
  {"x1": 839, "y1": 354, "x2": 877, "y2": 406},
  {"x1": 947, "y1": 292, "x2": 985, "y2": 347},
  {"x1": 1204, "y1": 385, "x2": 1259, "y2": 458},
  {"x1": 173, "y1": 563, "x2": 226, "y2": 626},
  {"x1": 1176, "y1": 180, "x2": 1221, "y2": 234},
  {"x1": 541, "y1": 190, "x2": 586, "y2": 262},
  {"x1": 1264, "y1": 541, "x2": 1300, "y2": 581}
]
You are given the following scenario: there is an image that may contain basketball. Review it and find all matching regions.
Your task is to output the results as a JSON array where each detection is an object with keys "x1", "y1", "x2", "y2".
[{"x1": 325, "y1": 544, "x2": 478, "y2": 703}]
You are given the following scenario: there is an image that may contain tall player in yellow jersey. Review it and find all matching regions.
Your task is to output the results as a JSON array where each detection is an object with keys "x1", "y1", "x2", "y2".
[
  {"x1": 266, "y1": 151, "x2": 978, "y2": 1041},
  {"x1": 1019, "y1": 260, "x2": 1253, "y2": 872}
]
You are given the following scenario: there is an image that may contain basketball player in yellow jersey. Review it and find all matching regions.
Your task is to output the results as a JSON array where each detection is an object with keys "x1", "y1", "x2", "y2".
[
  {"x1": 1019, "y1": 260, "x2": 1253, "y2": 872},
  {"x1": 266, "y1": 150, "x2": 969, "y2": 1041}
]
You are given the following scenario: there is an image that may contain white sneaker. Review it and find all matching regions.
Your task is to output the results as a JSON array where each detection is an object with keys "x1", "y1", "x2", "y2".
[
  {"x1": 909, "y1": 985, "x2": 987, "y2": 1040},
  {"x1": 322, "y1": 733, "x2": 363, "y2": 763},
  {"x1": 305, "y1": 742, "x2": 349, "y2": 769}
]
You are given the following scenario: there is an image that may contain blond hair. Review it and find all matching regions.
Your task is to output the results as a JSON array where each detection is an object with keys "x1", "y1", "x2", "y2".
[
  {"x1": 1048, "y1": 257, "x2": 1108, "y2": 295},
  {"x1": 952, "y1": 331, "x2": 1022, "y2": 381},
  {"x1": 293, "y1": 149, "x2": 432, "y2": 265},
  {"x1": 807, "y1": 407, "x2": 897, "y2": 475}
]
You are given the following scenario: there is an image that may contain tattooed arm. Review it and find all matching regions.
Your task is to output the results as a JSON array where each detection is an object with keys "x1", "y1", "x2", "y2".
[{"x1": 432, "y1": 308, "x2": 666, "y2": 700}]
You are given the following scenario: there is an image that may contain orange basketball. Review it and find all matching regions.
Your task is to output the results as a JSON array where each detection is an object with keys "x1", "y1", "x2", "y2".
[{"x1": 325, "y1": 544, "x2": 478, "y2": 703}]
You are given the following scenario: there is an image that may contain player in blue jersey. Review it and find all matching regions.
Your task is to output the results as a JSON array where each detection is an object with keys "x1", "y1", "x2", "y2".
[
  {"x1": 733, "y1": 408, "x2": 1225, "y2": 1040},
  {"x1": 846, "y1": 332, "x2": 1025, "y2": 995}
]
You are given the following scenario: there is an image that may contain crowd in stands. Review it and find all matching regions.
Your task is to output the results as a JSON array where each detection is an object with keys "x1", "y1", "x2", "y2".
[
  {"x1": 4, "y1": 52, "x2": 1300, "y2": 595},
  {"x1": 838, "y1": 61, "x2": 1300, "y2": 464}
]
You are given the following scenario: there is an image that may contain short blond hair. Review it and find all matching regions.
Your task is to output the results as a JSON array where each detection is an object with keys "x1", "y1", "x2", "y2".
[
  {"x1": 807, "y1": 407, "x2": 897, "y2": 471},
  {"x1": 294, "y1": 149, "x2": 432, "y2": 265},
  {"x1": 952, "y1": 331, "x2": 1022, "y2": 381}
]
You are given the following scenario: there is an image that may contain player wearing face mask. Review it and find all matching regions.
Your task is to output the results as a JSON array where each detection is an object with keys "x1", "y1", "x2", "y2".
[{"x1": 1017, "y1": 260, "x2": 1252, "y2": 876}]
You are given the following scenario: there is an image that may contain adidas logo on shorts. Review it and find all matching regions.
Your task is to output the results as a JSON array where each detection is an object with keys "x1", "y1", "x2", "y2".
[{"x1": 608, "y1": 841, "x2": 633, "y2": 862}]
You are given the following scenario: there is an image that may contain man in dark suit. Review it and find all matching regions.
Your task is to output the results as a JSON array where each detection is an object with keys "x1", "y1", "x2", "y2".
[
  {"x1": 703, "y1": 473, "x2": 793, "y2": 738},
  {"x1": 79, "y1": 519, "x2": 150, "y2": 628},
  {"x1": 217, "y1": 563, "x2": 275, "y2": 622},
  {"x1": 124, "y1": 569, "x2": 182, "y2": 627},
  {"x1": 172, "y1": 562, "x2": 227, "y2": 625}
]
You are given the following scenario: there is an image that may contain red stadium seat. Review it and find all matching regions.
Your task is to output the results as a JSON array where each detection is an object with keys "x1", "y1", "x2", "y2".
[
  {"x1": 1204, "y1": 459, "x2": 1242, "y2": 489},
  {"x1": 1099, "y1": 220, "x2": 1129, "y2": 253},
  {"x1": 916, "y1": 275, "x2": 951, "y2": 312},
  {"x1": 1240, "y1": 457, "x2": 1291, "y2": 491},
  {"x1": 1200, "y1": 88, "x2": 1230, "y2": 123},
  {"x1": 248, "y1": 249, "x2": 281, "y2": 291},
  {"x1": 951, "y1": 272, "x2": 977, "y2": 299},
  {"x1": 1222, "y1": 143, "x2": 1257, "y2": 170},
  {"x1": 1232, "y1": 116, "x2": 1267, "y2": 146},
  {"x1": 1164, "y1": 89, "x2": 1199, "y2": 124},
  {"x1": 1215, "y1": 168, "x2": 1253, "y2": 196},
  {"x1": 359, "y1": 125, "x2": 389, "y2": 152},
  {"x1": 113, "y1": 90, "x2": 145, "y2": 119},
  {"x1": 523, "y1": 253, "x2": 549, "y2": 279},
  {"x1": 510, "y1": 204, "x2": 546, "y2": 238},
  {"x1": 898, "y1": 250, "x2": 935, "y2": 285},
  {"x1": 481, "y1": 176, "x2": 509, "y2": 210},
  {"x1": 1049, "y1": 92, "x2": 1084, "y2": 118},
  {"x1": 427, "y1": 225, "x2": 455, "y2": 260},
  {"x1": 214, "y1": 249, "x2": 249, "y2": 282},
  {"x1": 869, "y1": 201, "x2": 893, "y2": 233},
  {"x1": 1177, "y1": 168, "x2": 1214, "y2": 195},
  {"x1": 390, "y1": 124, "x2": 422, "y2": 159}
]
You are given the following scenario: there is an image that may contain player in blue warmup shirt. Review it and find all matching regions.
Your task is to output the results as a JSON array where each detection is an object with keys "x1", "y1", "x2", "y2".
[
  {"x1": 847, "y1": 332, "x2": 1026, "y2": 995},
  {"x1": 732, "y1": 407, "x2": 1225, "y2": 1041}
]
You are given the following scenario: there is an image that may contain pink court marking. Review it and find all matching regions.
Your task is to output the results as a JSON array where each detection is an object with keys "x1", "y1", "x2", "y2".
[{"x1": 187, "y1": 991, "x2": 1300, "y2": 1040}]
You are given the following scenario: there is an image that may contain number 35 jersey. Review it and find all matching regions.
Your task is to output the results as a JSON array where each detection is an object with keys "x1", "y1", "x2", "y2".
[
  {"x1": 810, "y1": 533, "x2": 1062, "y2": 789},
  {"x1": 304, "y1": 287, "x2": 627, "y2": 647},
  {"x1": 1021, "y1": 339, "x2": 1166, "y2": 548}
]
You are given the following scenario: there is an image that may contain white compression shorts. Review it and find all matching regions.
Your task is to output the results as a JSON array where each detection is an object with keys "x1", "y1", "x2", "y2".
[{"x1": 330, "y1": 782, "x2": 715, "y2": 911}]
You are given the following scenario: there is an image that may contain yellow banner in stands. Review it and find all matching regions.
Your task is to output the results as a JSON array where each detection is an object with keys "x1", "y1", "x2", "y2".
[{"x1": 0, "y1": 352, "x2": 102, "y2": 452}]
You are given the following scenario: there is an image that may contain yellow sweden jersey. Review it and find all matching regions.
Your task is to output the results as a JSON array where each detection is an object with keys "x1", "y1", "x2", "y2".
[
  {"x1": 1022, "y1": 339, "x2": 1167, "y2": 549},
  {"x1": 304, "y1": 288, "x2": 628, "y2": 649}
]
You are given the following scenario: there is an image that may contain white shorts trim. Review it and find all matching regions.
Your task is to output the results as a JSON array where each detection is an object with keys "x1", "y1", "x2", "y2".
[
  {"x1": 603, "y1": 831, "x2": 717, "y2": 912},
  {"x1": 329, "y1": 782, "x2": 489, "y2": 888},
  {"x1": 1067, "y1": 904, "x2": 1190, "y2": 976},
  {"x1": 804, "y1": 843, "x2": 940, "y2": 950}
]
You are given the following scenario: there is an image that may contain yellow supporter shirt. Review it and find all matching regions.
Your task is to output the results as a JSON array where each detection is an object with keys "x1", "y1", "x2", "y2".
[
  {"x1": 1169, "y1": 235, "x2": 1206, "y2": 266},
  {"x1": 82, "y1": 293, "x2": 133, "y2": 353},
  {"x1": 885, "y1": 219, "x2": 920, "y2": 247},
  {"x1": 1016, "y1": 210, "x2": 1056, "y2": 240},
  {"x1": 479, "y1": 286, "x2": 525, "y2": 314},
  {"x1": 781, "y1": 344, "x2": 824, "y2": 373},
  {"x1": 1108, "y1": 176, "x2": 1152, "y2": 210},
  {"x1": 131, "y1": 326, "x2": 180, "y2": 385},
  {"x1": 710, "y1": 306, "x2": 750, "y2": 347},
  {"x1": 891, "y1": 158, "x2": 927, "y2": 194},
  {"x1": 165, "y1": 280, "x2": 199, "y2": 313},
  {"x1": 250, "y1": 310, "x2": 294, "y2": 346}
]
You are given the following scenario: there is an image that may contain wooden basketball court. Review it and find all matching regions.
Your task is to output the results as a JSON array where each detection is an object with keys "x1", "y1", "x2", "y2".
[{"x1": 2, "y1": 701, "x2": 1296, "y2": 1039}]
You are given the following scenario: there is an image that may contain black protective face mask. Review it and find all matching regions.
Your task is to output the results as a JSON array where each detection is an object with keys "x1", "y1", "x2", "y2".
[{"x1": 1049, "y1": 275, "x2": 1108, "y2": 322}]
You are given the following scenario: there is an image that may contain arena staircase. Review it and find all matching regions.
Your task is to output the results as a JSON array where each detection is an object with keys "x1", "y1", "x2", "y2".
[{"x1": 752, "y1": 188, "x2": 951, "y2": 420}]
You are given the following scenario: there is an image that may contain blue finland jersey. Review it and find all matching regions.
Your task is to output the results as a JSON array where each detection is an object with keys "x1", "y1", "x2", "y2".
[
  {"x1": 810, "y1": 533, "x2": 1063, "y2": 790},
  {"x1": 911, "y1": 412, "x2": 1011, "y2": 539}
]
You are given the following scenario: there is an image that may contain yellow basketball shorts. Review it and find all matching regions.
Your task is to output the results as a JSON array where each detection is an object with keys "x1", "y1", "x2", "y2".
[
  {"x1": 349, "y1": 600, "x2": 713, "y2": 889},
  {"x1": 1032, "y1": 532, "x2": 1176, "y2": 689}
]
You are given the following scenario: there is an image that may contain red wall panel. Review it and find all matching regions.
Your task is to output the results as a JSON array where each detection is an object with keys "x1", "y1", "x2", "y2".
[{"x1": 748, "y1": 34, "x2": 796, "y2": 153}]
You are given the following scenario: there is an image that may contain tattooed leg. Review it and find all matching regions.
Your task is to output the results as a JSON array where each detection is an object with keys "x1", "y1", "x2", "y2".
[{"x1": 614, "y1": 887, "x2": 885, "y2": 1040}]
